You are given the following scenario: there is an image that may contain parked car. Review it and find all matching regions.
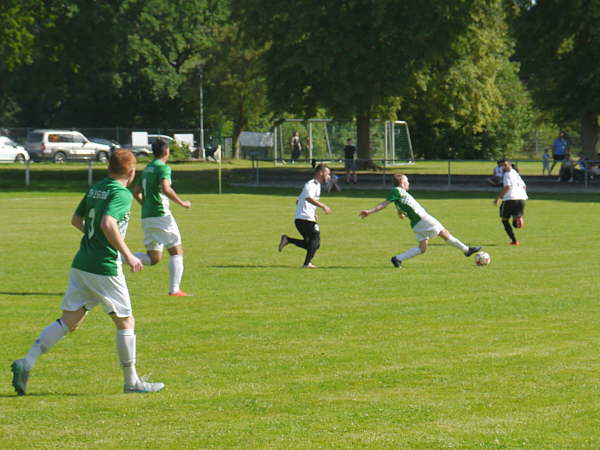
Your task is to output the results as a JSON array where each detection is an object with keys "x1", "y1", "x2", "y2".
[
  {"x1": 124, "y1": 134, "x2": 174, "y2": 158},
  {"x1": 0, "y1": 136, "x2": 30, "y2": 163},
  {"x1": 89, "y1": 137, "x2": 121, "y2": 152},
  {"x1": 25, "y1": 130, "x2": 111, "y2": 163}
]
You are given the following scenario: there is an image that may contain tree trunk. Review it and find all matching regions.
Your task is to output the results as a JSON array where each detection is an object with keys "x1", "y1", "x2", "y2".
[
  {"x1": 581, "y1": 111, "x2": 599, "y2": 159},
  {"x1": 356, "y1": 113, "x2": 373, "y2": 169}
]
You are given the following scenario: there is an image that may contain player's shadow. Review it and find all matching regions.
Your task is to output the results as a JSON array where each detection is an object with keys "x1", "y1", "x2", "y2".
[
  {"x1": 0, "y1": 292, "x2": 63, "y2": 296},
  {"x1": 0, "y1": 392, "x2": 83, "y2": 398},
  {"x1": 211, "y1": 264, "x2": 369, "y2": 269}
]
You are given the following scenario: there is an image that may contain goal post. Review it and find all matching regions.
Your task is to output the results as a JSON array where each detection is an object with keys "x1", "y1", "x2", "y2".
[
  {"x1": 273, "y1": 118, "x2": 333, "y2": 163},
  {"x1": 384, "y1": 121, "x2": 415, "y2": 166}
]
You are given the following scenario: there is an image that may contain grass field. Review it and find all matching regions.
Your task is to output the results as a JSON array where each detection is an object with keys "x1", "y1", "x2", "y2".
[{"x1": 1, "y1": 174, "x2": 600, "y2": 447}]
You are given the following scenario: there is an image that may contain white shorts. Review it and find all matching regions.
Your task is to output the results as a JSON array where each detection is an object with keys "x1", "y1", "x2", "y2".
[
  {"x1": 61, "y1": 268, "x2": 132, "y2": 318},
  {"x1": 412, "y1": 215, "x2": 445, "y2": 242},
  {"x1": 142, "y1": 214, "x2": 182, "y2": 251}
]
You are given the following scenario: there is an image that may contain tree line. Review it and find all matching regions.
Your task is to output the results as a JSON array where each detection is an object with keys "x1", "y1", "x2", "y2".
[{"x1": 1, "y1": 0, "x2": 598, "y2": 160}]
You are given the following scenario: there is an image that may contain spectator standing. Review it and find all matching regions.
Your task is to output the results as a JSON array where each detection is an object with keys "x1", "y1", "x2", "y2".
[
  {"x1": 542, "y1": 149, "x2": 551, "y2": 176},
  {"x1": 290, "y1": 131, "x2": 302, "y2": 163},
  {"x1": 343, "y1": 138, "x2": 357, "y2": 184},
  {"x1": 550, "y1": 131, "x2": 568, "y2": 175}
]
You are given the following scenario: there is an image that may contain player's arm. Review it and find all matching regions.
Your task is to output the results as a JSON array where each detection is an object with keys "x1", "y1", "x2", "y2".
[
  {"x1": 160, "y1": 178, "x2": 191, "y2": 209},
  {"x1": 306, "y1": 197, "x2": 331, "y2": 214},
  {"x1": 101, "y1": 215, "x2": 143, "y2": 272},
  {"x1": 71, "y1": 214, "x2": 85, "y2": 233},
  {"x1": 494, "y1": 186, "x2": 509, "y2": 205},
  {"x1": 132, "y1": 184, "x2": 143, "y2": 205},
  {"x1": 359, "y1": 200, "x2": 390, "y2": 218}
]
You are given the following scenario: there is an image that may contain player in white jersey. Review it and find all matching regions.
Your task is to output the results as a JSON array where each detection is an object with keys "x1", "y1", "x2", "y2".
[
  {"x1": 494, "y1": 159, "x2": 528, "y2": 245},
  {"x1": 359, "y1": 173, "x2": 481, "y2": 268},
  {"x1": 278, "y1": 164, "x2": 332, "y2": 268}
]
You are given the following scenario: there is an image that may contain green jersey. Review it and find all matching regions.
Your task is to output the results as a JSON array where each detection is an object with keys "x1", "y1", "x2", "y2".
[
  {"x1": 386, "y1": 187, "x2": 429, "y2": 228},
  {"x1": 139, "y1": 159, "x2": 172, "y2": 218},
  {"x1": 72, "y1": 177, "x2": 133, "y2": 276}
]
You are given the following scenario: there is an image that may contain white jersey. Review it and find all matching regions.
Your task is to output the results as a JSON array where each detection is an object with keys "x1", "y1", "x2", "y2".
[
  {"x1": 502, "y1": 169, "x2": 528, "y2": 201},
  {"x1": 295, "y1": 179, "x2": 321, "y2": 221}
]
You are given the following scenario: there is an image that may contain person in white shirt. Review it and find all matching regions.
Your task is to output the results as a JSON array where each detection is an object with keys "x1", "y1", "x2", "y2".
[
  {"x1": 494, "y1": 160, "x2": 528, "y2": 246},
  {"x1": 278, "y1": 164, "x2": 332, "y2": 268}
]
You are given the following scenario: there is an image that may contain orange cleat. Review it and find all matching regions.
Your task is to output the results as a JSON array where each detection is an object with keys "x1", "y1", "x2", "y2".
[
  {"x1": 509, "y1": 241, "x2": 520, "y2": 246},
  {"x1": 168, "y1": 290, "x2": 192, "y2": 297}
]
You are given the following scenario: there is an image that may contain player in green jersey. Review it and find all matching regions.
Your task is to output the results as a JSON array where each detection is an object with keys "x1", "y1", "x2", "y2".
[
  {"x1": 132, "y1": 139, "x2": 192, "y2": 296},
  {"x1": 11, "y1": 150, "x2": 164, "y2": 395},
  {"x1": 359, "y1": 173, "x2": 481, "y2": 268}
]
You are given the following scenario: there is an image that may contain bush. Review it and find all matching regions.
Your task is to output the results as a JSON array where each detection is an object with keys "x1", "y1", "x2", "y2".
[{"x1": 169, "y1": 141, "x2": 192, "y2": 161}]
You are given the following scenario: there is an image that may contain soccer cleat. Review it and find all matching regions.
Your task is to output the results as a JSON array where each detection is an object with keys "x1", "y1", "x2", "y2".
[
  {"x1": 390, "y1": 256, "x2": 402, "y2": 268},
  {"x1": 124, "y1": 375, "x2": 165, "y2": 394},
  {"x1": 11, "y1": 359, "x2": 30, "y2": 396},
  {"x1": 464, "y1": 246, "x2": 482, "y2": 257},
  {"x1": 168, "y1": 290, "x2": 192, "y2": 297},
  {"x1": 278, "y1": 234, "x2": 288, "y2": 252},
  {"x1": 303, "y1": 263, "x2": 317, "y2": 269},
  {"x1": 513, "y1": 216, "x2": 524, "y2": 229},
  {"x1": 510, "y1": 241, "x2": 520, "y2": 246}
]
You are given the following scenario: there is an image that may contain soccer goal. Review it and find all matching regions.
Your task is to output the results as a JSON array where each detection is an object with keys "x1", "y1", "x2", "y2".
[
  {"x1": 384, "y1": 121, "x2": 415, "y2": 166},
  {"x1": 273, "y1": 118, "x2": 333, "y2": 163}
]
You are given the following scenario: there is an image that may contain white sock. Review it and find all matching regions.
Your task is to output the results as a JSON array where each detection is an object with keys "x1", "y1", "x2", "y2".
[
  {"x1": 24, "y1": 319, "x2": 69, "y2": 370},
  {"x1": 116, "y1": 328, "x2": 139, "y2": 387},
  {"x1": 169, "y1": 255, "x2": 184, "y2": 293},
  {"x1": 396, "y1": 247, "x2": 422, "y2": 261},
  {"x1": 134, "y1": 252, "x2": 152, "y2": 265},
  {"x1": 446, "y1": 235, "x2": 469, "y2": 253}
]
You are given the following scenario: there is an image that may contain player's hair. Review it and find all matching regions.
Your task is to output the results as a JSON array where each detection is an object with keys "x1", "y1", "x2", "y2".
[
  {"x1": 108, "y1": 150, "x2": 136, "y2": 176},
  {"x1": 152, "y1": 139, "x2": 169, "y2": 158},
  {"x1": 314, "y1": 163, "x2": 329, "y2": 175},
  {"x1": 392, "y1": 173, "x2": 406, "y2": 187}
]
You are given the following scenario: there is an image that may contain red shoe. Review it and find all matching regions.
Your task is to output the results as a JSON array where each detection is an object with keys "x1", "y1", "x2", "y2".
[
  {"x1": 510, "y1": 241, "x2": 520, "y2": 246},
  {"x1": 513, "y1": 216, "x2": 524, "y2": 228},
  {"x1": 168, "y1": 290, "x2": 192, "y2": 297}
]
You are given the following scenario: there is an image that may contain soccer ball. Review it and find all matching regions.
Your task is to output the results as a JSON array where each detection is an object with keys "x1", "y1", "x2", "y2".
[{"x1": 474, "y1": 251, "x2": 491, "y2": 266}]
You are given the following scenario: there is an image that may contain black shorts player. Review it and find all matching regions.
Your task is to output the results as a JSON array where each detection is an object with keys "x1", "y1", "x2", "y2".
[{"x1": 499, "y1": 199, "x2": 525, "y2": 226}]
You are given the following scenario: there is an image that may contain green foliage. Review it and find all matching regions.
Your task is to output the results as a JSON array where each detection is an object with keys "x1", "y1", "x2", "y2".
[
  {"x1": 402, "y1": 1, "x2": 537, "y2": 159},
  {"x1": 515, "y1": 0, "x2": 600, "y2": 156},
  {"x1": 168, "y1": 140, "x2": 192, "y2": 161},
  {"x1": 232, "y1": 0, "x2": 486, "y2": 160}
]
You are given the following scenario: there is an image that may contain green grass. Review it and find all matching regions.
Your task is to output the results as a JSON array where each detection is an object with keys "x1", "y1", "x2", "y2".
[{"x1": 1, "y1": 177, "x2": 599, "y2": 447}]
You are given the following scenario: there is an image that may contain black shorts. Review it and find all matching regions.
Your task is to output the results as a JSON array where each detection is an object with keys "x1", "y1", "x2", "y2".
[
  {"x1": 294, "y1": 219, "x2": 320, "y2": 241},
  {"x1": 553, "y1": 154, "x2": 566, "y2": 162},
  {"x1": 500, "y1": 200, "x2": 525, "y2": 219}
]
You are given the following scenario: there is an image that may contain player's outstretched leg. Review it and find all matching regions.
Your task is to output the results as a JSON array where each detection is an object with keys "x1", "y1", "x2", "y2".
[
  {"x1": 502, "y1": 219, "x2": 519, "y2": 245},
  {"x1": 391, "y1": 247, "x2": 422, "y2": 268},
  {"x1": 11, "y1": 318, "x2": 70, "y2": 395}
]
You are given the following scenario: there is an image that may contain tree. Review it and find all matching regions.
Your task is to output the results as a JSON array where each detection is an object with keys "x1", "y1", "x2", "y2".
[
  {"x1": 401, "y1": 0, "x2": 537, "y2": 159},
  {"x1": 232, "y1": 0, "x2": 486, "y2": 164},
  {"x1": 205, "y1": 23, "x2": 271, "y2": 158},
  {"x1": 515, "y1": 0, "x2": 600, "y2": 157}
]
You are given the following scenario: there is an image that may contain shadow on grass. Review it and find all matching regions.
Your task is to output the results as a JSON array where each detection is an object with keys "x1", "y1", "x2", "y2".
[
  {"x1": 211, "y1": 264, "x2": 381, "y2": 269},
  {"x1": 0, "y1": 292, "x2": 63, "y2": 296},
  {"x1": 0, "y1": 392, "x2": 84, "y2": 398}
]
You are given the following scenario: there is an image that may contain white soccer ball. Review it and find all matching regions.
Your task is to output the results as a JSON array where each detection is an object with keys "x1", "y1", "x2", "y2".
[{"x1": 475, "y1": 251, "x2": 491, "y2": 266}]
